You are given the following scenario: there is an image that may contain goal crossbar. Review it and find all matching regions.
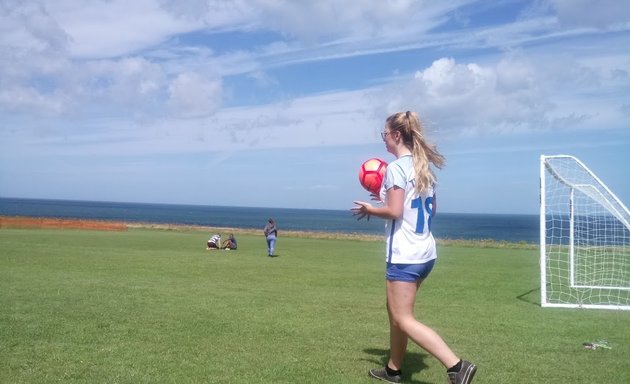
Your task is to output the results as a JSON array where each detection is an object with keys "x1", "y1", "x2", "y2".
[{"x1": 544, "y1": 156, "x2": 630, "y2": 230}]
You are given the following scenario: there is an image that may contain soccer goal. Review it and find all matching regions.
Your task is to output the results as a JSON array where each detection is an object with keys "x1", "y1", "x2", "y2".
[{"x1": 540, "y1": 155, "x2": 630, "y2": 310}]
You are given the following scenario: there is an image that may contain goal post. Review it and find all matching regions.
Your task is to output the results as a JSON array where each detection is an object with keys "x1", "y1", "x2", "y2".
[{"x1": 540, "y1": 155, "x2": 630, "y2": 310}]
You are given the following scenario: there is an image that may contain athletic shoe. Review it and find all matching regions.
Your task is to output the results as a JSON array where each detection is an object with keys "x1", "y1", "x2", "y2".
[
  {"x1": 368, "y1": 368, "x2": 401, "y2": 383},
  {"x1": 447, "y1": 360, "x2": 477, "y2": 384}
]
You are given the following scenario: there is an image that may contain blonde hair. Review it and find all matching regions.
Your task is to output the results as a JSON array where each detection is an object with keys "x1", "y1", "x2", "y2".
[{"x1": 385, "y1": 111, "x2": 445, "y2": 194}]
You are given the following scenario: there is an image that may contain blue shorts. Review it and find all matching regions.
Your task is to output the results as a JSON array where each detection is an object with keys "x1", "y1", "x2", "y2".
[{"x1": 386, "y1": 259, "x2": 436, "y2": 282}]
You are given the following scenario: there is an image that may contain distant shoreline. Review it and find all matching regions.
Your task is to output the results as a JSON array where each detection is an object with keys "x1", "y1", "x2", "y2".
[
  {"x1": 0, "y1": 197, "x2": 541, "y2": 243},
  {"x1": 0, "y1": 214, "x2": 376, "y2": 239},
  {"x1": 0, "y1": 215, "x2": 538, "y2": 249}
]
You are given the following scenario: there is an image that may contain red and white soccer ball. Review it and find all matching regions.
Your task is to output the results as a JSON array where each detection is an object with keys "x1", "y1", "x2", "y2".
[{"x1": 358, "y1": 158, "x2": 387, "y2": 195}]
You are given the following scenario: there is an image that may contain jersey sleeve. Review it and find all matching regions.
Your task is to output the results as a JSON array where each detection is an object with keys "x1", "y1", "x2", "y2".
[{"x1": 383, "y1": 161, "x2": 407, "y2": 191}]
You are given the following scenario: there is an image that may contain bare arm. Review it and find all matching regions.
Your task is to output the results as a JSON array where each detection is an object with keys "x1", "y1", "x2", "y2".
[{"x1": 352, "y1": 186, "x2": 404, "y2": 221}]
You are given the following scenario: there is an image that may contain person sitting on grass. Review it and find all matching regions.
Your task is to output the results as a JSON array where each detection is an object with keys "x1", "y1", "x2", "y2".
[
  {"x1": 222, "y1": 234, "x2": 237, "y2": 250},
  {"x1": 206, "y1": 233, "x2": 221, "y2": 250}
]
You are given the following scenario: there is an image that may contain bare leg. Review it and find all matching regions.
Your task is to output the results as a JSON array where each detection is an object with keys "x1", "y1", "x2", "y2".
[
  {"x1": 387, "y1": 302, "x2": 408, "y2": 371},
  {"x1": 386, "y1": 280, "x2": 459, "y2": 369}
]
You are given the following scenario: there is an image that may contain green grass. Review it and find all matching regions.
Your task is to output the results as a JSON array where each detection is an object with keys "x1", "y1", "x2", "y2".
[{"x1": 1, "y1": 228, "x2": 628, "y2": 383}]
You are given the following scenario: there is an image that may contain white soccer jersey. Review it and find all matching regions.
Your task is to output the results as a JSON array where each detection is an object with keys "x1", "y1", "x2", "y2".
[{"x1": 380, "y1": 155, "x2": 437, "y2": 264}]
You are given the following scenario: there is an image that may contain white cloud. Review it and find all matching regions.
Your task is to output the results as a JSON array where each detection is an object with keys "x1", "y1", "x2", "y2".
[
  {"x1": 379, "y1": 52, "x2": 630, "y2": 136},
  {"x1": 0, "y1": 1, "x2": 70, "y2": 52},
  {"x1": 168, "y1": 72, "x2": 223, "y2": 118},
  {"x1": 247, "y1": 70, "x2": 278, "y2": 87},
  {"x1": 252, "y1": 0, "x2": 421, "y2": 41},
  {"x1": 88, "y1": 57, "x2": 163, "y2": 93},
  {"x1": 0, "y1": 85, "x2": 69, "y2": 115},
  {"x1": 390, "y1": 57, "x2": 549, "y2": 134},
  {"x1": 47, "y1": 0, "x2": 200, "y2": 59},
  {"x1": 1, "y1": 1, "x2": 629, "y2": 141},
  {"x1": 417, "y1": 58, "x2": 492, "y2": 97}
]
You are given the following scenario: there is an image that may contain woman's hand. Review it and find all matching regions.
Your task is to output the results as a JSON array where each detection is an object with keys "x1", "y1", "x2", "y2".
[{"x1": 351, "y1": 201, "x2": 372, "y2": 221}]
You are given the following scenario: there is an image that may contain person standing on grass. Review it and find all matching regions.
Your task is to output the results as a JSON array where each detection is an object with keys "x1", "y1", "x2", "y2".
[
  {"x1": 263, "y1": 218, "x2": 278, "y2": 257},
  {"x1": 352, "y1": 111, "x2": 477, "y2": 384}
]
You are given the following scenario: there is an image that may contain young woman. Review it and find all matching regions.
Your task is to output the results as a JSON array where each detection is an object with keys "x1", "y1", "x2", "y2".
[{"x1": 352, "y1": 111, "x2": 476, "y2": 384}]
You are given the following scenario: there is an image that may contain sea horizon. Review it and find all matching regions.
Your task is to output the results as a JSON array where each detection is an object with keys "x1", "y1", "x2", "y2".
[{"x1": 0, "y1": 197, "x2": 540, "y2": 243}]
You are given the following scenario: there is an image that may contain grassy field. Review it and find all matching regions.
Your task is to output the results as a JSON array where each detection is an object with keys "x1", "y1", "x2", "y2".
[{"x1": 1, "y1": 227, "x2": 628, "y2": 383}]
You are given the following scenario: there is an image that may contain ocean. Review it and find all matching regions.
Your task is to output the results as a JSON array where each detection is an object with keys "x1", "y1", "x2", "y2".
[{"x1": 0, "y1": 197, "x2": 540, "y2": 243}]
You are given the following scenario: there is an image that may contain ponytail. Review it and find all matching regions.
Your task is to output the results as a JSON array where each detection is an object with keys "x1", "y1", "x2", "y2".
[{"x1": 387, "y1": 111, "x2": 445, "y2": 195}]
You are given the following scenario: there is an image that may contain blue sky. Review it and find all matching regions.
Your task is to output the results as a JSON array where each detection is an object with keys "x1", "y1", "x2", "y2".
[{"x1": 0, "y1": 0, "x2": 628, "y2": 214}]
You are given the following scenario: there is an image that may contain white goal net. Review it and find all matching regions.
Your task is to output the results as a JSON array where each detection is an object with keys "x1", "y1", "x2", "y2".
[{"x1": 540, "y1": 155, "x2": 630, "y2": 310}]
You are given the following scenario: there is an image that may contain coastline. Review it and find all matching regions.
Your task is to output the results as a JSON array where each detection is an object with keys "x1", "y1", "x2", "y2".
[{"x1": 0, "y1": 215, "x2": 537, "y2": 249}]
